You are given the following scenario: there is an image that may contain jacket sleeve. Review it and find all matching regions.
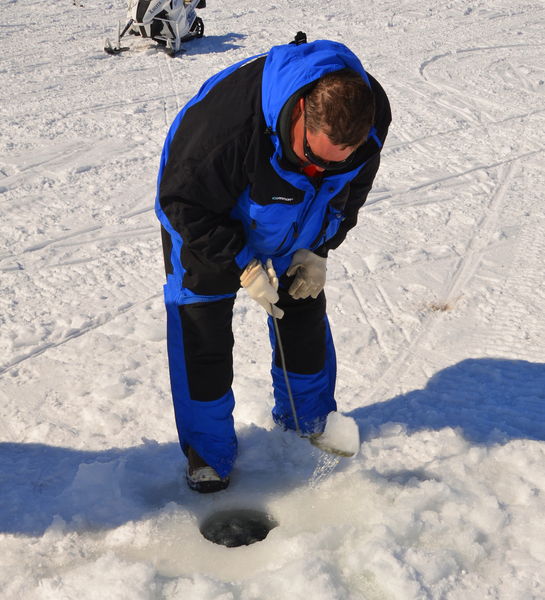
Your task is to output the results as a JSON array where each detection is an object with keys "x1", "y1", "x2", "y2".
[{"x1": 158, "y1": 118, "x2": 253, "y2": 296}]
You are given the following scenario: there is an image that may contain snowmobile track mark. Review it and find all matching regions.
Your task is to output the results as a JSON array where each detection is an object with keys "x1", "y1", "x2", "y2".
[
  {"x1": 383, "y1": 148, "x2": 544, "y2": 207},
  {"x1": 157, "y1": 60, "x2": 174, "y2": 129},
  {"x1": 419, "y1": 43, "x2": 545, "y2": 126},
  {"x1": 419, "y1": 43, "x2": 545, "y2": 80},
  {"x1": 164, "y1": 54, "x2": 181, "y2": 114},
  {"x1": 22, "y1": 226, "x2": 102, "y2": 254},
  {"x1": 442, "y1": 162, "x2": 515, "y2": 301},
  {"x1": 366, "y1": 161, "x2": 518, "y2": 404},
  {"x1": 348, "y1": 280, "x2": 385, "y2": 358},
  {"x1": 43, "y1": 225, "x2": 157, "y2": 252},
  {"x1": 0, "y1": 293, "x2": 162, "y2": 378},
  {"x1": 376, "y1": 283, "x2": 411, "y2": 345}
]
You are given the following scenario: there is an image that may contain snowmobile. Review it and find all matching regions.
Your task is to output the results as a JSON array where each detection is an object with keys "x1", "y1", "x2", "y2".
[{"x1": 104, "y1": 0, "x2": 206, "y2": 57}]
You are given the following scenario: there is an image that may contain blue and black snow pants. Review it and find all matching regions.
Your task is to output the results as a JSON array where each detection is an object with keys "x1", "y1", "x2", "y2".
[{"x1": 164, "y1": 271, "x2": 337, "y2": 479}]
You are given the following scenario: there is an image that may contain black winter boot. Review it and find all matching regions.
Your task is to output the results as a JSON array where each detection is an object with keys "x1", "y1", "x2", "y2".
[{"x1": 186, "y1": 447, "x2": 230, "y2": 493}]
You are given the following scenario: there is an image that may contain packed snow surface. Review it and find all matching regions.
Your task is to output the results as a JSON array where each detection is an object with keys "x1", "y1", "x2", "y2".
[{"x1": 2, "y1": 0, "x2": 545, "y2": 598}]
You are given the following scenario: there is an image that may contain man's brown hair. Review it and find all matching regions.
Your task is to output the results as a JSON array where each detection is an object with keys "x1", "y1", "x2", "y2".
[{"x1": 305, "y1": 69, "x2": 375, "y2": 148}]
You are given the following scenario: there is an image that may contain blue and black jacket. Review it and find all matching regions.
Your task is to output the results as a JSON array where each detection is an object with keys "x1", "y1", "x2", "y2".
[{"x1": 156, "y1": 40, "x2": 391, "y2": 302}]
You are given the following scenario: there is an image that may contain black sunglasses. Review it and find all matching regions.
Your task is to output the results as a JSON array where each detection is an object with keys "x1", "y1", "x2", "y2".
[{"x1": 302, "y1": 105, "x2": 357, "y2": 171}]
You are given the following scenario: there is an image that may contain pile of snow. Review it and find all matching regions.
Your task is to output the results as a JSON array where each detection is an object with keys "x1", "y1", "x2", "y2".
[{"x1": 311, "y1": 411, "x2": 360, "y2": 457}]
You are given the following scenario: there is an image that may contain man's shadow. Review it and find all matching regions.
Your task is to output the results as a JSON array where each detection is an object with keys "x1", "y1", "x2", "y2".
[
  {"x1": 0, "y1": 427, "x2": 307, "y2": 537},
  {"x1": 3, "y1": 358, "x2": 543, "y2": 536},
  {"x1": 0, "y1": 440, "x2": 186, "y2": 536},
  {"x1": 349, "y1": 358, "x2": 545, "y2": 445}
]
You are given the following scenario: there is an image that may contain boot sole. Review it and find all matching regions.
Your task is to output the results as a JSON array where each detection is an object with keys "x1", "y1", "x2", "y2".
[{"x1": 186, "y1": 474, "x2": 230, "y2": 494}]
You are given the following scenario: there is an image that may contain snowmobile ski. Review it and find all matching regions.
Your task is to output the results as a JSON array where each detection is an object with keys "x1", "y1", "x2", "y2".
[
  {"x1": 104, "y1": 19, "x2": 133, "y2": 55},
  {"x1": 104, "y1": 0, "x2": 206, "y2": 57}
]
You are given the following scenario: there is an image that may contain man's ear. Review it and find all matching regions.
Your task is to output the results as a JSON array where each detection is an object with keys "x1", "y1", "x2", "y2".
[{"x1": 291, "y1": 97, "x2": 304, "y2": 123}]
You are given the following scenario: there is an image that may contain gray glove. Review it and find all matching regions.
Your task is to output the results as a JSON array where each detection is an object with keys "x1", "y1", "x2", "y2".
[
  {"x1": 240, "y1": 259, "x2": 284, "y2": 318},
  {"x1": 286, "y1": 249, "x2": 327, "y2": 299}
]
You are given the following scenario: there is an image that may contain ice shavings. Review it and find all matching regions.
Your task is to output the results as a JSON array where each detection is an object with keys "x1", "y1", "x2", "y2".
[{"x1": 311, "y1": 411, "x2": 361, "y2": 457}]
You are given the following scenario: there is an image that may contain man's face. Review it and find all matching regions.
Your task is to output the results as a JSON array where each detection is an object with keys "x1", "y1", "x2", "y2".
[{"x1": 291, "y1": 98, "x2": 357, "y2": 172}]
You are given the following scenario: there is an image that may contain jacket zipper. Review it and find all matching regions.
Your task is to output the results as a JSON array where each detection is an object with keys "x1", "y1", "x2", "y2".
[
  {"x1": 309, "y1": 206, "x2": 344, "y2": 250},
  {"x1": 273, "y1": 221, "x2": 298, "y2": 254}
]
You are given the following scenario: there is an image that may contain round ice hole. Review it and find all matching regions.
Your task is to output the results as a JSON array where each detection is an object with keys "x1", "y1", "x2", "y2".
[{"x1": 200, "y1": 509, "x2": 278, "y2": 547}]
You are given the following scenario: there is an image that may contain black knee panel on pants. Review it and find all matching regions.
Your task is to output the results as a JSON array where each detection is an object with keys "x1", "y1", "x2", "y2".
[
  {"x1": 275, "y1": 288, "x2": 327, "y2": 375},
  {"x1": 178, "y1": 298, "x2": 235, "y2": 401}
]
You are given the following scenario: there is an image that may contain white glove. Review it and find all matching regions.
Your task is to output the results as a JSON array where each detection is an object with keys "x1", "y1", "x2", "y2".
[
  {"x1": 240, "y1": 259, "x2": 284, "y2": 318},
  {"x1": 286, "y1": 249, "x2": 327, "y2": 299}
]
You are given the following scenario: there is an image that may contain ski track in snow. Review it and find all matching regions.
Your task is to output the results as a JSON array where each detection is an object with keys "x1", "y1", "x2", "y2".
[
  {"x1": 361, "y1": 159, "x2": 519, "y2": 404},
  {"x1": 2, "y1": 1, "x2": 545, "y2": 598}
]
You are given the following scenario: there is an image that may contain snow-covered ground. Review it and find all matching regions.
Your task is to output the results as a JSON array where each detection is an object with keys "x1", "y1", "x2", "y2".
[{"x1": 2, "y1": 0, "x2": 545, "y2": 597}]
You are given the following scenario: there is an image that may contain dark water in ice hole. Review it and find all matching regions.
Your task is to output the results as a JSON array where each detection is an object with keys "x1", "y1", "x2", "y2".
[{"x1": 200, "y1": 509, "x2": 278, "y2": 547}]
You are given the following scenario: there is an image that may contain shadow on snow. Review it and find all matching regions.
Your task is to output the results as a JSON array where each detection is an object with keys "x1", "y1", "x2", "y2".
[
  {"x1": 0, "y1": 440, "x2": 185, "y2": 536},
  {"x1": 180, "y1": 32, "x2": 246, "y2": 56},
  {"x1": 2, "y1": 358, "x2": 543, "y2": 536},
  {"x1": 350, "y1": 357, "x2": 545, "y2": 445},
  {"x1": 0, "y1": 426, "x2": 307, "y2": 537}
]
